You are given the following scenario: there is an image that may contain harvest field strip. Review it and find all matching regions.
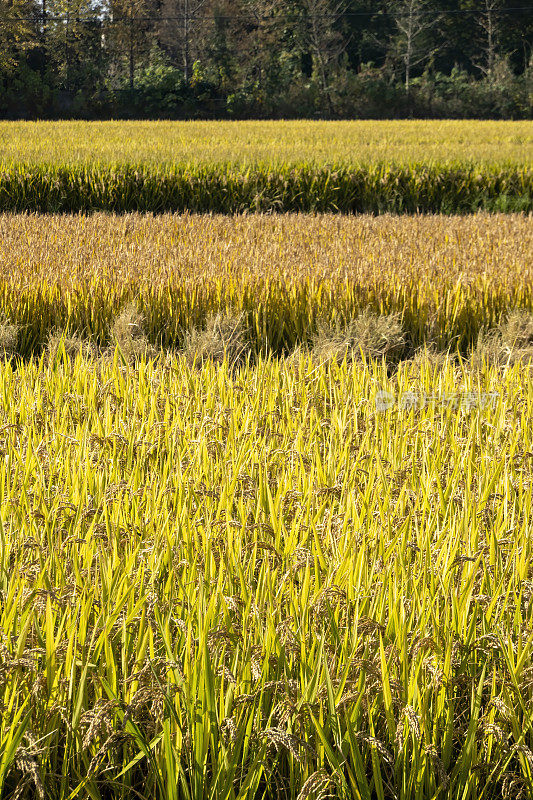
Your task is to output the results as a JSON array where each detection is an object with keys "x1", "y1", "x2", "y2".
[
  {"x1": 1, "y1": 121, "x2": 531, "y2": 213},
  {"x1": 0, "y1": 213, "x2": 530, "y2": 358},
  {"x1": 2, "y1": 120, "x2": 532, "y2": 165},
  {"x1": 1, "y1": 352, "x2": 532, "y2": 799}
]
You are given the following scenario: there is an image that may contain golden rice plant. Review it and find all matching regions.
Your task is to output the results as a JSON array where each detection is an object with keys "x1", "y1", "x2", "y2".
[
  {"x1": 0, "y1": 349, "x2": 532, "y2": 799},
  {"x1": 0, "y1": 213, "x2": 530, "y2": 356},
  {"x1": 0, "y1": 163, "x2": 529, "y2": 213},
  {"x1": 1, "y1": 120, "x2": 531, "y2": 166},
  {"x1": 0, "y1": 121, "x2": 530, "y2": 213}
]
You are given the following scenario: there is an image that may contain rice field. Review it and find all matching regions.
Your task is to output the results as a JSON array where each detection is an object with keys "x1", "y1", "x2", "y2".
[
  {"x1": 1, "y1": 349, "x2": 533, "y2": 800},
  {"x1": 1, "y1": 120, "x2": 532, "y2": 800},
  {"x1": 0, "y1": 121, "x2": 531, "y2": 213},
  {"x1": 0, "y1": 213, "x2": 531, "y2": 358},
  {"x1": 1, "y1": 120, "x2": 531, "y2": 166}
]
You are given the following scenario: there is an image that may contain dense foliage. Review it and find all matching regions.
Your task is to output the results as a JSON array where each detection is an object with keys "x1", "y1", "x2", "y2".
[{"x1": 1, "y1": 0, "x2": 532, "y2": 119}]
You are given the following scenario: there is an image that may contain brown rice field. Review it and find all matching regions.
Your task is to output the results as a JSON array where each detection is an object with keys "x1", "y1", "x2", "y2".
[{"x1": 0, "y1": 213, "x2": 531, "y2": 357}]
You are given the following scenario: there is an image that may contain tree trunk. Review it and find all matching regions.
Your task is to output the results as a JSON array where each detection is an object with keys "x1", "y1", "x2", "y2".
[
  {"x1": 129, "y1": 3, "x2": 134, "y2": 90},
  {"x1": 486, "y1": 4, "x2": 494, "y2": 80},
  {"x1": 65, "y1": 2, "x2": 70, "y2": 89},
  {"x1": 404, "y1": 1, "x2": 413, "y2": 95},
  {"x1": 310, "y1": 10, "x2": 333, "y2": 116},
  {"x1": 42, "y1": 0, "x2": 46, "y2": 46},
  {"x1": 184, "y1": 0, "x2": 189, "y2": 83}
]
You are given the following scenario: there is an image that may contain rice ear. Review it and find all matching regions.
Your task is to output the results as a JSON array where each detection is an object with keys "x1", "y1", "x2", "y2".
[
  {"x1": 182, "y1": 312, "x2": 250, "y2": 367},
  {"x1": 0, "y1": 318, "x2": 19, "y2": 357},
  {"x1": 108, "y1": 303, "x2": 158, "y2": 362},
  {"x1": 311, "y1": 310, "x2": 406, "y2": 363}
]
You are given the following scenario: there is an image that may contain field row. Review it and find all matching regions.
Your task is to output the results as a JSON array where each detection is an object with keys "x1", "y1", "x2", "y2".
[
  {"x1": 2, "y1": 120, "x2": 531, "y2": 166},
  {"x1": 2, "y1": 121, "x2": 530, "y2": 213},
  {"x1": 1, "y1": 164, "x2": 531, "y2": 214},
  {"x1": 0, "y1": 353, "x2": 532, "y2": 800},
  {"x1": 0, "y1": 213, "x2": 531, "y2": 358}
]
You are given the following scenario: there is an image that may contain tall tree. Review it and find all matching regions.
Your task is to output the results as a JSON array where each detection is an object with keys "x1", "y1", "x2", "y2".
[
  {"x1": 158, "y1": 0, "x2": 209, "y2": 82},
  {"x1": 220, "y1": 0, "x2": 304, "y2": 105},
  {"x1": 388, "y1": 0, "x2": 439, "y2": 94},
  {"x1": 474, "y1": 0, "x2": 503, "y2": 80},
  {"x1": 0, "y1": 0, "x2": 36, "y2": 74},
  {"x1": 43, "y1": 0, "x2": 103, "y2": 90},
  {"x1": 106, "y1": 0, "x2": 155, "y2": 89},
  {"x1": 301, "y1": 0, "x2": 349, "y2": 114}
]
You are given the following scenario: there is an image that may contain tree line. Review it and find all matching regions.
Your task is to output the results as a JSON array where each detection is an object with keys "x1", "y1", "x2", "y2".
[{"x1": 1, "y1": 0, "x2": 532, "y2": 119}]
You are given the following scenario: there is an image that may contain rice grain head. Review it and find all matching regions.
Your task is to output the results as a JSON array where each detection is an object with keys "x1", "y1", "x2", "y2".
[
  {"x1": 472, "y1": 310, "x2": 533, "y2": 367},
  {"x1": 0, "y1": 318, "x2": 19, "y2": 356},
  {"x1": 110, "y1": 303, "x2": 157, "y2": 361},
  {"x1": 46, "y1": 330, "x2": 97, "y2": 361},
  {"x1": 311, "y1": 310, "x2": 405, "y2": 363},
  {"x1": 183, "y1": 312, "x2": 250, "y2": 367}
]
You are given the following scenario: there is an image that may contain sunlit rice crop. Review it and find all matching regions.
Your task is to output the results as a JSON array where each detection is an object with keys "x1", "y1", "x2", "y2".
[
  {"x1": 1, "y1": 120, "x2": 531, "y2": 167},
  {"x1": 0, "y1": 127, "x2": 531, "y2": 796},
  {"x1": 0, "y1": 351, "x2": 532, "y2": 799},
  {"x1": 0, "y1": 213, "x2": 530, "y2": 357},
  {"x1": 0, "y1": 121, "x2": 531, "y2": 213}
]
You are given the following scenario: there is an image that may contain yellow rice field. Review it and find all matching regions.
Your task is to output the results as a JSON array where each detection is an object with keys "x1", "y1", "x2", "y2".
[
  {"x1": 0, "y1": 124, "x2": 532, "y2": 798},
  {"x1": 1, "y1": 350, "x2": 533, "y2": 799},
  {"x1": 0, "y1": 120, "x2": 531, "y2": 166},
  {"x1": 0, "y1": 213, "x2": 530, "y2": 355}
]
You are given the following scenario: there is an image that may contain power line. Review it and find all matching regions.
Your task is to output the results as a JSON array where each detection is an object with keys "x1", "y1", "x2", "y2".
[{"x1": 7, "y1": 6, "x2": 533, "y2": 21}]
